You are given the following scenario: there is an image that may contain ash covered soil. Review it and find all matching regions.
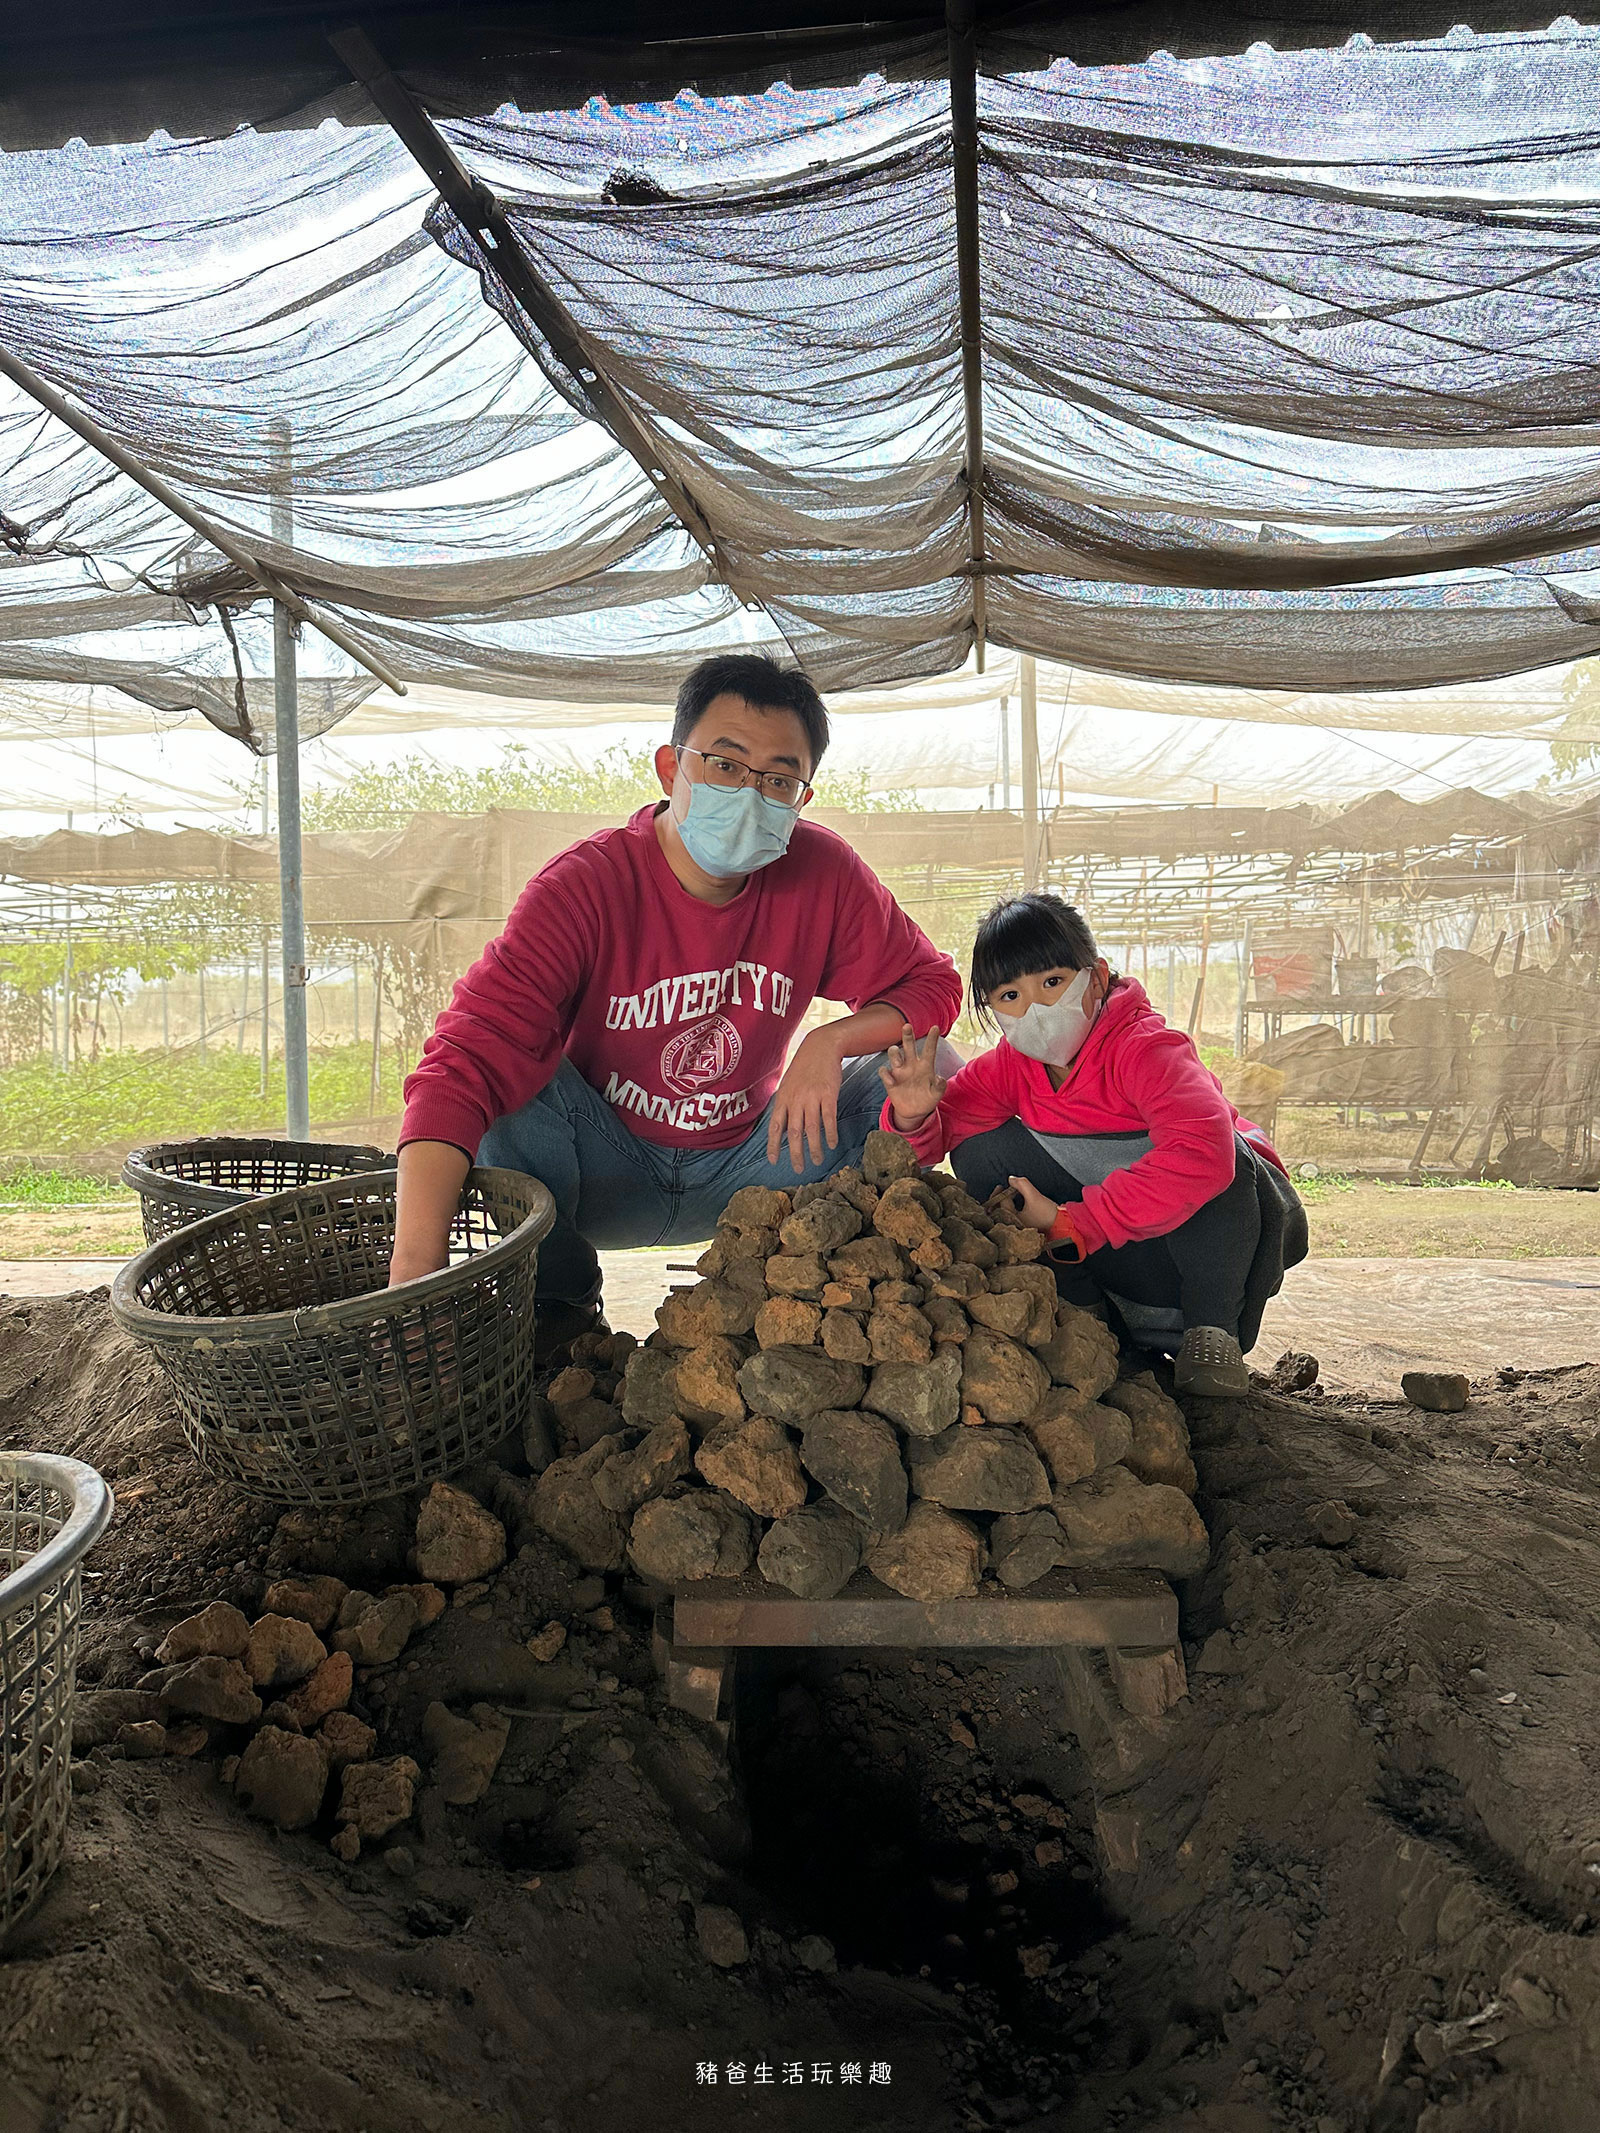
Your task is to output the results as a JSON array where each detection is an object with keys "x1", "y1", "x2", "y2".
[{"x1": 5, "y1": 1289, "x2": 1600, "y2": 2133}]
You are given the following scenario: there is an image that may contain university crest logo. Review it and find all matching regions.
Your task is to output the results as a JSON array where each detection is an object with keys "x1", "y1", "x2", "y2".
[{"x1": 659, "y1": 1013, "x2": 742, "y2": 1096}]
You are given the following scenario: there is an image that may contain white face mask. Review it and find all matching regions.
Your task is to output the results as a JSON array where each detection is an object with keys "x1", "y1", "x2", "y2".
[{"x1": 996, "y1": 968, "x2": 1099, "y2": 1068}]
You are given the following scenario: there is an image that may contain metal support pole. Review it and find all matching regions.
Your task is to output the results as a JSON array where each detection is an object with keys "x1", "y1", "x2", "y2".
[
  {"x1": 273, "y1": 423, "x2": 310, "y2": 1143},
  {"x1": 999, "y1": 694, "x2": 1011, "y2": 810},
  {"x1": 1021, "y1": 654, "x2": 1042, "y2": 890},
  {"x1": 946, "y1": 0, "x2": 988, "y2": 669},
  {"x1": 259, "y1": 926, "x2": 271, "y2": 1096},
  {"x1": 275, "y1": 599, "x2": 309, "y2": 1139}
]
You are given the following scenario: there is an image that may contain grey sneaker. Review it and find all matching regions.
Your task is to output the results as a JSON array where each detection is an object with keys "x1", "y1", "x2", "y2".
[{"x1": 1173, "y1": 1325, "x2": 1250, "y2": 1397}]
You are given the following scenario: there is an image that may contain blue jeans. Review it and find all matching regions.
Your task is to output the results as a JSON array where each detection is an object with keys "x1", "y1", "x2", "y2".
[{"x1": 478, "y1": 1053, "x2": 896, "y2": 1307}]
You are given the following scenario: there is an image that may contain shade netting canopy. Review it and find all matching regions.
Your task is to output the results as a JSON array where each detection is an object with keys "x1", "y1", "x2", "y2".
[{"x1": 6, "y1": 17, "x2": 1600, "y2": 748}]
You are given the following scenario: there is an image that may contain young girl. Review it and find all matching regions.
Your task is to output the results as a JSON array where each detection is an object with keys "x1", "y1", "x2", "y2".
[{"x1": 879, "y1": 892, "x2": 1304, "y2": 1396}]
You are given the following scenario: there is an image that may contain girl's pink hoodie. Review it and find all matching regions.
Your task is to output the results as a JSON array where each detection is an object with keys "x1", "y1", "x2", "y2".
[{"x1": 883, "y1": 977, "x2": 1286, "y2": 1255}]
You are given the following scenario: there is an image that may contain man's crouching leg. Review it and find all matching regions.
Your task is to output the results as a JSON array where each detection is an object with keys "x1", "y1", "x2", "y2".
[{"x1": 477, "y1": 1059, "x2": 674, "y2": 1312}]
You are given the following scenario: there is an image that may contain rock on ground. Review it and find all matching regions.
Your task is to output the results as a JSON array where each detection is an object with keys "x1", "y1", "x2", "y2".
[
  {"x1": 260, "y1": 1576, "x2": 347, "y2": 1635},
  {"x1": 1086, "y1": 1404, "x2": 1135, "y2": 1471},
  {"x1": 1105, "y1": 1377, "x2": 1197, "y2": 1492},
  {"x1": 907, "y1": 1424, "x2": 1052, "y2": 1514},
  {"x1": 695, "y1": 1904, "x2": 749, "y2": 1966},
  {"x1": 962, "y1": 1331, "x2": 1051, "y2": 1425},
  {"x1": 532, "y1": 1439, "x2": 628, "y2": 1571},
  {"x1": 1310, "y1": 1498, "x2": 1360, "y2": 1546},
  {"x1": 233, "y1": 1725, "x2": 329, "y2": 1830},
  {"x1": 629, "y1": 1490, "x2": 757, "y2": 1583},
  {"x1": 154, "y1": 1602, "x2": 250, "y2": 1666},
  {"x1": 721, "y1": 1185, "x2": 791, "y2": 1233},
  {"x1": 672, "y1": 1338, "x2": 748, "y2": 1428},
  {"x1": 72, "y1": 1689, "x2": 167, "y2": 1752},
  {"x1": 593, "y1": 1418, "x2": 692, "y2": 1515},
  {"x1": 244, "y1": 1613, "x2": 328, "y2": 1690},
  {"x1": 738, "y1": 1346, "x2": 865, "y2": 1424},
  {"x1": 800, "y1": 1410, "x2": 908, "y2": 1537},
  {"x1": 1021, "y1": 1389, "x2": 1100, "y2": 1488},
  {"x1": 779, "y1": 1197, "x2": 861, "y2": 1255},
  {"x1": 336, "y1": 1756, "x2": 420, "y2": 1842},
  {"x1": 868, "y1": 1500, "x2": 984, "y2": 1600},
  {"x1": 862, "y1": 1349, "x2": 963, "y2": 1438},
  {"x1": 694, "y1": 1415, "x2": 807, "y2": 1519},
  {"x1": 861, "y1": 1127, "x2": 919, "y2": 1184},
  {"x1": 1038, "y1": 1308, "x2": 1120, "y2": 1397},
  {"x1": 620, "y1": 1343, "x2": 680, "y2": 1427},
  {"x1": 330, "y1": 1590, "x2": 419, "y2": 1666},
  {"x1": 279, "y1": 1647, "x2": 353, "y2": 1729},
  {"x1": 1402, "y1": 1369, "x2": 1470, "y2": 1413},
  {"x1": 1052, "y1": 1465, "x2": 1210, "y2": 1577},
  {"x1": 757, "y1": 1501, "x2": 865, "y2": 1599},
  {"x1": 318, "y1": 1710, "x2": 377, "y2": 1769},
  {"x1": 657, "y1": 1277, "x2": 760, "y2": 1347},
  {"x1": 413, "y1": 1482, "x2": 507, "y2": 1584},
  {"x1": 422, "y1": 1701, "x2": 511, "y2": 1805},
  {"x1": 989, "y1": 1508, "x2": 1068, "y2": 1589},
  {"x1": 162, "y1": 1656, "x2": 262, "y2": 1726}
]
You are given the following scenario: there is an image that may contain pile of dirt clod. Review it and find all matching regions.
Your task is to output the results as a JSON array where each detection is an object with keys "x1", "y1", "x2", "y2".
[
  {"x1": 536, "y1": 1130, "x2": 1207, "y2": 1603},
  {"x1": 6, "y1": 1288, "x2": 1600, "y2": 2132}
]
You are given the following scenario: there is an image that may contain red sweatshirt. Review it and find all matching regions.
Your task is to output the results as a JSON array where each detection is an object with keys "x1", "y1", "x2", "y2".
[
  {"x1": 884, "y1": 977, "x2": 1286, "y2": 1255},
  {"x1": 401, "y1": 803, "x2": 962, "y2": 1156}
]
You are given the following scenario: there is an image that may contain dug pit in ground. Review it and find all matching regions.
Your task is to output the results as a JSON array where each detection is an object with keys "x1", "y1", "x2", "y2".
[{"x1": 8, "y1": 1169, "x2": 1600, "y2": 2129}]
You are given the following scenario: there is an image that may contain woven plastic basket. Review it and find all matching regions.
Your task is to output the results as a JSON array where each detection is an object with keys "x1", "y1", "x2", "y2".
[
  {"x1": 121, "y1": 1137, "x2": 391, "y2": 1243},
  {"x1": 1, "y1": 1453, "x2": 113, "y2": 1947},
  {"x1": 109, "y1": 1167, "x2": 554, "y2": 1506}
]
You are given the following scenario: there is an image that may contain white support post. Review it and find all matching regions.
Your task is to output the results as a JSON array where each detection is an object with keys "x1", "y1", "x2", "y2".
[{"x1": 1021, "y1": 654, "x2": 1042, "y2": 890}]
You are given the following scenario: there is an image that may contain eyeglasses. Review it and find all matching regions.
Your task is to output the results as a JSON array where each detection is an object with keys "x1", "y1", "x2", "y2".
[{"x1": 676, "y1": 746, "x2": 811, "y2": 813}]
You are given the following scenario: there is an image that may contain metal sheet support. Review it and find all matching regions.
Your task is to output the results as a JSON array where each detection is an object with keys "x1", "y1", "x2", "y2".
[
  {"x1": 0, "y1": 339, "x2": 405, "y2": 699},
  {"x1": 330, "y1": 23, "x2": 740, "y2": 598}
]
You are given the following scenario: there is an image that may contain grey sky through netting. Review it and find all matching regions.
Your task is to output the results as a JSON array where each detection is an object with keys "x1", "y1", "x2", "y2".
[{"x1": 5, "y1": 23, "x2": 1600, "y2": 751}]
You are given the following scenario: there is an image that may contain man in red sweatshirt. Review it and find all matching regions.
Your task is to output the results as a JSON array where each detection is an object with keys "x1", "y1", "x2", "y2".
[{"x1": 391, "y1": 654, "x2": 962, "y2": 1330}]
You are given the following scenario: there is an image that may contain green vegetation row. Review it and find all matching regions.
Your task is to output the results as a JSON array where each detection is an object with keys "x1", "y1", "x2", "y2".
[{"x1": 0, "y1": 1042, "x2": 405, "y2": 1162}]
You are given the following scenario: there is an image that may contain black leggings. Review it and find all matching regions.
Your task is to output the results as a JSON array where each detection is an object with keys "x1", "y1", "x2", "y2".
[{"x1": 950, "y1": 1119, "x2": 1261, "y2": 1343}]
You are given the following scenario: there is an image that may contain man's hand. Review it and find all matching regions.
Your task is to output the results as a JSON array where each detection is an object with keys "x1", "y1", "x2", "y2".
[
  {"x1": 767, "y1": 1026, "x2": 847, "y2": 1174},
  {"x1": 389, "y1": 1140, "x2": 471, "y2": 1287},
  {"x1": 877, "y1": 1022, "x2": 947, "y2": 1131}
]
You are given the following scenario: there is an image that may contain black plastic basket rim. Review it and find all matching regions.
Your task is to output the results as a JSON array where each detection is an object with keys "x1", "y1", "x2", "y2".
[
  {"x1": 108, "y1": 1165, "x2": 555, "y2": 1349},
  {"x1": 121, "y1": 1136, "x2": 390, "y2": 1211}
]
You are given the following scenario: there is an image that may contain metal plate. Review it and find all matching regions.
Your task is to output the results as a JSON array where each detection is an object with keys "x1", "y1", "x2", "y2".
[{"x1": 671, "y1": 1567, "x2": 1177, "y2": 1652}]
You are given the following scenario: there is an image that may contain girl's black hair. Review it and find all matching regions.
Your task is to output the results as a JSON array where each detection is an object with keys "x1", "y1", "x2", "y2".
[{"x1": 969, "y1": 892, "x2": 1100, "y2": 1026}]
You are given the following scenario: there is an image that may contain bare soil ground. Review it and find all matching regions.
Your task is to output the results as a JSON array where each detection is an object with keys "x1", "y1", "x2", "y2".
[{"x1": 4, "y1": 1293, "x2": 1600, "y2": 2133}]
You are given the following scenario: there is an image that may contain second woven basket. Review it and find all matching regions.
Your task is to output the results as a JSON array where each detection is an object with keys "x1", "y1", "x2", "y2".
[{"x1": 110, "y1": 1167, "x2": 554, "y2": 1506}]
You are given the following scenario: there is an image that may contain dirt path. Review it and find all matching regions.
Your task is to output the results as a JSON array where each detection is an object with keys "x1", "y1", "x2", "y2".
[{"x1": 5, "y1": 1296, "x2": 1600, "y2": 2130}]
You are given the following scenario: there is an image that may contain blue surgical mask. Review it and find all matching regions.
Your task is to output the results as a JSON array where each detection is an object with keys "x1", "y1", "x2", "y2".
[{"x1": 676, "y1": 780, "x2": 798, "y2": 879}]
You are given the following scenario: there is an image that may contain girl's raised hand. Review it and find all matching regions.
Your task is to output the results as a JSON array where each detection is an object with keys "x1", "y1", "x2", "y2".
[{"x1": 878, "y1": 1022, "x2": 947, "y2": 1130}]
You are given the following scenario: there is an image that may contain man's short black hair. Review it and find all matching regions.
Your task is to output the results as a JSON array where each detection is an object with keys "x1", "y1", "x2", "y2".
[
  {"x1": 970, "y1": 892, "x2": 1101, "y2": 1025},
  {"x1": 672, "y1": 654, "x2": 830, "y2": 776}
]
